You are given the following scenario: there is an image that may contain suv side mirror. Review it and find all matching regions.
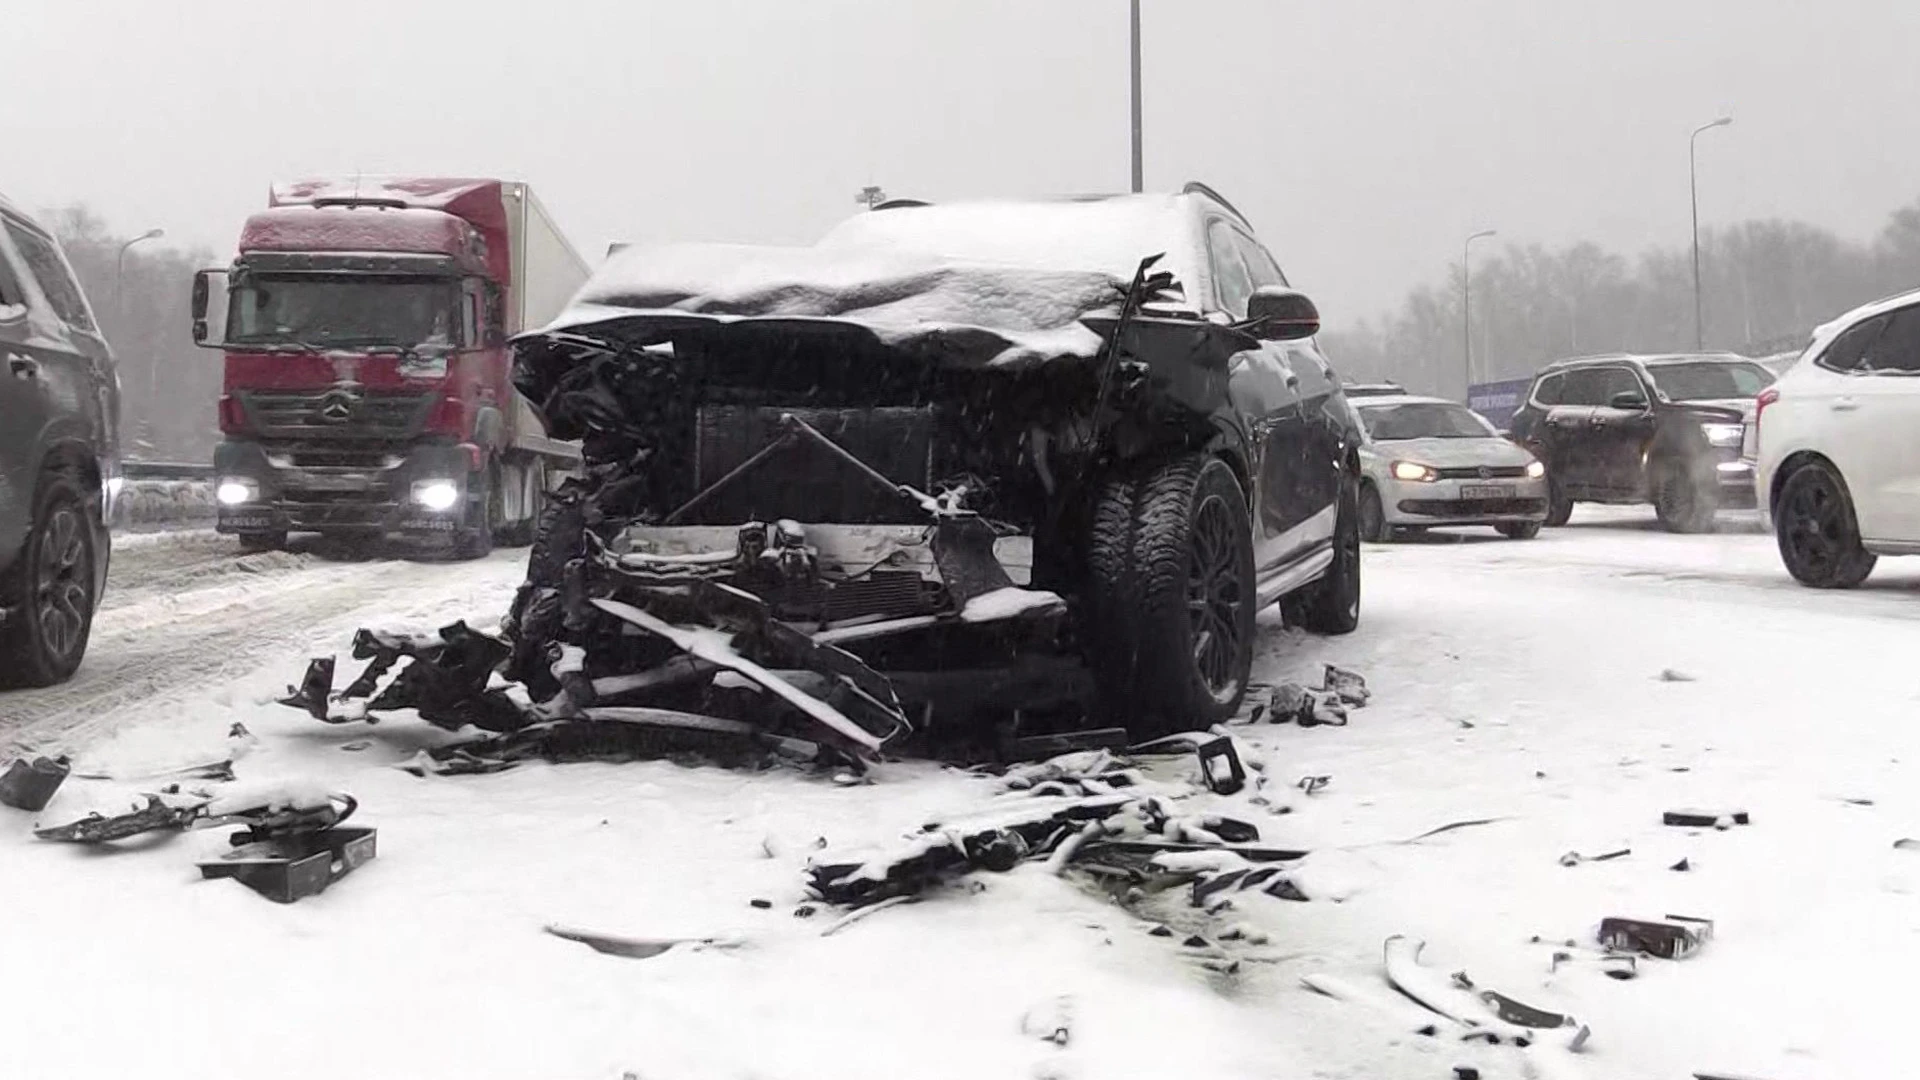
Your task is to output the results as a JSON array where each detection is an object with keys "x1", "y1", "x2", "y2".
[
  {"x1": 1609, "y1": 389, "x2": 1649, "y2": 410},
  {"x1": 1246, "y1": 286, "x2": 1320, "y2": 341},
  {"x1": 190, "y1": 269, "x2": 228, "y2": 348}
]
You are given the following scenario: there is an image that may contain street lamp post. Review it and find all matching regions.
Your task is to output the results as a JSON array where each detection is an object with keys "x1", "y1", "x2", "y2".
[
  {"x1": 1690, "y1": 116, "x2": 1732, "y2": 351},
  {"x1": 1129, "y1": 0, "x2": 1143, "y2": 193},
  {"x1": 1462, "y1": 228, "x2": 1496, "y2": 398},
  {"x1": 116, "y1": 228, "x2": 164, "y2": 453}
]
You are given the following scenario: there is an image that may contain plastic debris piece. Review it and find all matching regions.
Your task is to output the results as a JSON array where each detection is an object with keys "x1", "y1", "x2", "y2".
[
  {"x1": 1020, "y1": 996, "x2": 1074, "y2": 1046},
  {"x1": 1181, "y1": 934, "x2": 1210, "y2": 948},
  {"x1": 1148, "y1": 924, "x2": 1173, "y2": 937},
  {"x1": 0, "y1": 755, "x2": 70, "y2": 811},
  {"x1": 1322, "y1": 663, "x2": 1371, "y2": 706},
  {"x1": 1598, "y1": 915, "x2": 1712, "y2": 959},
  {"x1": 1268, "y1": 682, "x2": 1308, "y2": 722},
  {"x1": 1196, "y1": 735, "x2": 1246, "y2": 795},
  {"x1": 1664, "y1": 809, "x2": 1749, "y2": 828},
  {"x1": 1298, "y1": 774, "x2": 1331, "y2": 795},
  {"x1": 197, "y1": 826, "x2": 377, "y2": 903},
  {"x1": 1658, "y1": 668, "x2": 1696, "y2": 682},
  {"x1": 749, "y1": 898, "x2": 773, "y2": 909},
  {"x1": 1670, "y1": 858, "x2": 1691, "y2": 872}
]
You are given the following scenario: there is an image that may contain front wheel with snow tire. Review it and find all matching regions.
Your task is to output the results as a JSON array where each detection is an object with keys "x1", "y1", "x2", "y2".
[
  {"x1": 1775, "y1": 460, "x2": 1876, "y2": 588},
  {"x1": 1280, "y1": 475, "x2": 1362, "y2": 635},
  {"x1": 0, "y1": 473, "x2": 99, "y2": 688},
  {"x1": 1544, "y1": 478, "x2": 1573, "y2": 527},
  {"x1": 1652, "y1": 457, "x2": 1717, "y2": 533},
  {"x1": 1358, "y1": 482, "x2": 1391, "y2": 543},
  {"x1": 1081, "y1": 455, "x2": 1256, "y2": 743}
]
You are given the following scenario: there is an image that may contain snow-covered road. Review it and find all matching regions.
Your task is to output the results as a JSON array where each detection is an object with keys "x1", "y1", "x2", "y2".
[{"x1": 2, "y1": 513, "x2": 1915, "y2": 1080}]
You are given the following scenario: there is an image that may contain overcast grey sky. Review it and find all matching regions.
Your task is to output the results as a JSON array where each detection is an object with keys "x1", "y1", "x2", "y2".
[{"x1": 8, "y1": 0, "x2": 1918, "y2": 327}]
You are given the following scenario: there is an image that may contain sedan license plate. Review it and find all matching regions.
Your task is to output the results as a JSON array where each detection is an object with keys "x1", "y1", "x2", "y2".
[{"x1": 1460, "y1": 484, "x2": 1514, "y2": 500}]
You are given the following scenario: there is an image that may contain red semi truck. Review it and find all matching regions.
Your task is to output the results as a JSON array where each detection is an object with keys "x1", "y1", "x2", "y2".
[{"x1": 191, "y1": 177, "x2": 589, "y2": 556}]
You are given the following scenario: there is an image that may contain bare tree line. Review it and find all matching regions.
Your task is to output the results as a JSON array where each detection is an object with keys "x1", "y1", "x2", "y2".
[
  {"x1": 45, "y1": 206, "x2": 219, "y2": 463},
  {"x1": 1321, "y1": 196, "x2": 1920, "y2": 399}
]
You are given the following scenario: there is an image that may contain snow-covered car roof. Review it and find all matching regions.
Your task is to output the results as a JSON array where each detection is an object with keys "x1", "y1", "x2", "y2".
[
  {"x1": 526, "y1": 194, "x2": 1219, "y2": 370},
  {"x1": 1538, "y1": 351, "x2": 1757, "y2": 372}
]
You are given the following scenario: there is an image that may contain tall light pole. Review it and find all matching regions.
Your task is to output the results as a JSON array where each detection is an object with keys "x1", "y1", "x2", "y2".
[
  {"x1": 116, "y1": 228, "x2": 164, "y2": 453},
  {"x1": 1690, "y1": 116, "x2": 1732, "y2": 351},
  {"x1": 1129, "y1": 0, "x2": 1143, "y2": 193},
  {"x1": 114, "y1": 228, "x2": 164, "y2": 311},
  {"x1": 1462, "y1": 228, "x2": 1496, "y2": 398}
]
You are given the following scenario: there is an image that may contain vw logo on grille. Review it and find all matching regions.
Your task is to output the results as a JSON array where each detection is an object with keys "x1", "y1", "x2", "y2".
[
  {"x1": 1477, "y1": 466, "x2": 1493, "y2": 479},
  {"x1": 315, "y1": 388, "x2": 359, "y2": 424}
]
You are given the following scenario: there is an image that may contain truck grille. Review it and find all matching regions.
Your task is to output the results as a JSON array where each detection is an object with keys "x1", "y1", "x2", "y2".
[{"x1": 240, "y1": 389, "x2": 437, "y2": 440}]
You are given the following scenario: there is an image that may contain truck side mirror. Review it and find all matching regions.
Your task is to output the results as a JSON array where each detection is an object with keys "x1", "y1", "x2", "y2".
[
  {"x1": 190, "y1": 269, "x2": 227, "y2": 348},
  {"x1": 1247, "y1": 286, "x2": 1321, "y2": 341}
]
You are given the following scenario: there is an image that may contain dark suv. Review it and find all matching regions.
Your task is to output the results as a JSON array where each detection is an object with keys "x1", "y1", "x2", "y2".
[
  {"x1": 1508, "y1": 353, "x2": 1772, "y2": 532},
  {"x1": 0, "y1": 194, "x2": 119, "y2": 686},
  {"x1": 508, "y1": 185, "x2": 1364, "y2": 745}
]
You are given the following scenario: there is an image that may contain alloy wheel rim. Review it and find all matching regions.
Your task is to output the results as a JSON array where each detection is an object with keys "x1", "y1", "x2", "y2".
[
  {"x1": 1785, "y1": 475, "x2": 1844, "y2": 576},
  {"x1": 1186, "y1": 494, "x2": 1245, "y2": 699},
  {"x1": 34, "y1": 506, "x2": 89, "y2": 662}
]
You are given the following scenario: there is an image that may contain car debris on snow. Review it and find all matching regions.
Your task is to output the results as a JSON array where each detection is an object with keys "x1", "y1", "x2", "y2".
[
  {"x1": 1597, "y1": 915, "x2": 1713, "y2": 959},
  {"x1": 1382, "y1": 935, "x2": 1582, "y2": 1049},
  {"x1": 544, "y1": 924, "x2": 748, "y2": 959},
  {"x1": 198, "y1": 824, "x2": 378, "y2": 903},
  {"x1": 1558, "y1": 847, "x2": 1630, "y2": 867},
  {"x1": 0, "y1": 754, "x2": 70, "y2": 811},
  {"x1": 1664, "y1": 808, "x2": 1750, "y2": 828}
]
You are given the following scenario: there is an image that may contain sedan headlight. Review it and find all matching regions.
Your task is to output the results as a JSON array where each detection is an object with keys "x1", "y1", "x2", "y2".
[
  {"x1": 1702, "y1": 422, "x2": 1744, "y2": 448},
  {"x1": 1525, "y1": 460, "x2": 1546, "y2": 479},
  {"x1": 216, "y1": 479, "x2": 256, "y2": 505},
  {"x1": 1390, "y1": 460, "x2": 1439, "y2": 483}
]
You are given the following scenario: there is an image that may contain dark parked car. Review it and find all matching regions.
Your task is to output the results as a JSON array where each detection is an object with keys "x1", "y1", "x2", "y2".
[
  {"x1": 509, "y1": 185, "x2": 1364, "y2": 743},
  {"x1": 1507, "y1": 353, "x2": 1772, "y2": 532},
  {"x1": 0, "y1": 194, "x2": 119, "y2": 686}
]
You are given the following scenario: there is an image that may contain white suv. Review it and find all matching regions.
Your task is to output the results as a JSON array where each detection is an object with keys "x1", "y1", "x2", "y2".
[{"x1": 1754, "y1": 288, "x2": 1920, "y2": 587}]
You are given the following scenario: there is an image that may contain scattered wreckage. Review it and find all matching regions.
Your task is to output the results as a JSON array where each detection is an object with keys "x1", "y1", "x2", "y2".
[{"x1": 278, "y1": 190, "x2": 1368, "y2": 769}]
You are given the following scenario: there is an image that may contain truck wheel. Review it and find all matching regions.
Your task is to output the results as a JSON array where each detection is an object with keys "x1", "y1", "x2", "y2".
[
  {"x1": 453, "y1": 466, "x2": 496, "y2": 560},
  {"x1": 1082, "y1": 455, "x2": 1255, "y2": 742},
  {"x1": 1652, "y1": 457, "x2": 1717, "y2": 533},
  {"x1": 0, "y1": 473, "x2": 99, "y2": 688},
  {"x1": 493, "y1": 458, "x2": 546, "y2": 548},
  {"x1": 237, "y1": 532, "x2": 287, "y2": 554},
  {"x1": 1775, "y1": 460, "x2": 1876, "y2": 588},
  {"x1": 1280, "y1": 473, "x2": 1362, "y2": 635}
]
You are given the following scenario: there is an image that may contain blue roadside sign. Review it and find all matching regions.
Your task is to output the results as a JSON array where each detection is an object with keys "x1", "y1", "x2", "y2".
[{"x1": 1467, "y1": 377, "x2": 1532, "y2": 431}]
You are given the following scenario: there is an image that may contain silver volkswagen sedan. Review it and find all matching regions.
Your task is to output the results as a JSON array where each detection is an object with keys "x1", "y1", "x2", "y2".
[{"x1": 1353, "y1": 394, "x2": 1549, "y2": 541}]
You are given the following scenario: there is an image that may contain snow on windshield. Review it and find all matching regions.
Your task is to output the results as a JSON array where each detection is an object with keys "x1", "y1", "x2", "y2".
[{"x1": 1358, "y1": 402, "x2": 1496, "y2": 440}]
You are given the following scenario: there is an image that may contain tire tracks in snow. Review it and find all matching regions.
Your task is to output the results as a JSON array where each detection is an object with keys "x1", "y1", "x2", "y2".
[{"x1": 1, "y1": 537, "x2": 526, "y2": 754}]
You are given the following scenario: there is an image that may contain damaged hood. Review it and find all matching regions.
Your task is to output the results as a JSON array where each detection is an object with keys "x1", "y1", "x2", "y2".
[{"x1": 530, "y1": 241, "x2": 1130, "y2": 369}]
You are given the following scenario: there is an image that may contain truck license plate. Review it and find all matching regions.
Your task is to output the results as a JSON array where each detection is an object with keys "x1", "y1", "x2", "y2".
[{"x1": 1460, "y1": 485, "x2": 1514, "y2": 500}]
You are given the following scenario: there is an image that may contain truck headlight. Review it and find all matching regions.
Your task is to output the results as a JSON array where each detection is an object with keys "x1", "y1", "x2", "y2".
[
  {"x1": 216, "y1": 479, "x2": 256, "y2": 505},
  {"x1": 411, "y1": 479, "x2": 461, "y2": 512},
  {"x1": 1391, "y1": 460, "x2": 1439, "y2": 483},
  {"x1": 1702, "y1": 422, "x2": 1744, "y2": 448},
  {"x1": 1525, "y1": 460, "x2": 1546, "y2": 479}
]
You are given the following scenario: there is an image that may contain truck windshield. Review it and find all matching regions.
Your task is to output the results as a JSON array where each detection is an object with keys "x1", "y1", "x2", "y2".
[
  {"x1": 1647, "y1": 361, "x2": 1773, "y2": 401},
  {"x1": 1359, "y1": 402, "x2": 1495, "y2": 440},
  {"x1": 227, "y1": 275, "x2": 456, "y2": 349}
]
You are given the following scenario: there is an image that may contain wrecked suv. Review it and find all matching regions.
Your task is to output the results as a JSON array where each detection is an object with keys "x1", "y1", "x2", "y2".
[{"x1": 500, "y1": 185, "x2": 1362, "y2": 758}]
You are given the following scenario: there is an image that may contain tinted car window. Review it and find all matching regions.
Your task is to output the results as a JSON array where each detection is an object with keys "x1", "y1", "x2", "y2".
[
  {"x1": 4, "y1": 221, "x2": 95, "y2": 333},
  {"x1": 1860, "y1": 307, "x2": 1920, "y2": 374},
  {"x1": 1558, "y1": 368, "x2": 1621, "y2": 406},
  {"x1": 1531, "y1": 372, "x2": 1564, "y2": 405},
  {"x1": 1206, "y1": 219, "x2": 1254, "y2": 319},
  {"x1": 0, "y1": 243, "x2": 24, "y2": 311},
  {"x1": 1819, "y1": 315, "x2": 1888, "y2": 373},
  {"x1": 1647, "y1": 361, "x2": 1774, "y2": 399}
]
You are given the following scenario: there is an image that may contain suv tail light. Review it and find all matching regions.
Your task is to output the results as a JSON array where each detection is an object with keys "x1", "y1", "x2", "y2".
[{"x1": 1754, "y1": 386, "x2": 1780, "y2": 448}]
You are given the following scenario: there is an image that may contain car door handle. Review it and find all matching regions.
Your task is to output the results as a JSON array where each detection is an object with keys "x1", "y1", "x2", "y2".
[
  {"x1": 7, "y1": 353, "x2": 38, "y2": 379},
  {"x1": 1831, "y1": 397, "x2": 1859, "y2": 412}
]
